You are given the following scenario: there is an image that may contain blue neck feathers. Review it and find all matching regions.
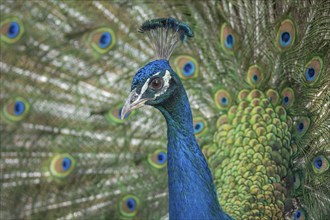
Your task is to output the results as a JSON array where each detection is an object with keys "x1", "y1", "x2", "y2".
[{"x1": 155, "y1": 79, "x2": 230, "y2": 220}]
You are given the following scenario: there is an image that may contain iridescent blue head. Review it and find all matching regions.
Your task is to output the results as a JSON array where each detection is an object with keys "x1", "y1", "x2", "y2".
[
  {"x1": 121, "y1": 18, "x2": 193, "y2": 118},
  {"x1": 121, "y1": 60, "x2": 183, "y2": 118}
]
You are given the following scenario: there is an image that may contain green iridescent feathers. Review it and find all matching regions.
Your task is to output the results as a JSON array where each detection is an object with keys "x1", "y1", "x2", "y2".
[{"x1": 199, "y1": 1, "x2": 330, "y2": 219}]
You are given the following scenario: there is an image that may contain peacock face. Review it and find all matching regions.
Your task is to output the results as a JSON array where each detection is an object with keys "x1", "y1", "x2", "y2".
[{"x1": 121, "y1": 59, "x2": 179, "y2": 119}]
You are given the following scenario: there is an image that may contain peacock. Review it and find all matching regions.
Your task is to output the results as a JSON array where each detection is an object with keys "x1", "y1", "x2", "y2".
[{"x1": 0, "y1": 1, "x2": 329, "y2": 220}]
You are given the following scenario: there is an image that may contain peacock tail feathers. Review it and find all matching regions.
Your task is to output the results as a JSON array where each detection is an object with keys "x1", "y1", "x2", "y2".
[{"x1": 1, "y1": 0, "x2": 329, "y2": 219}]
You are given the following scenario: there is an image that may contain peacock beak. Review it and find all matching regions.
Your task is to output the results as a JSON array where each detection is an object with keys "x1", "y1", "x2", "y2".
[{"x1": 121, "y1": 89, "x2": 154, "y2": 120}]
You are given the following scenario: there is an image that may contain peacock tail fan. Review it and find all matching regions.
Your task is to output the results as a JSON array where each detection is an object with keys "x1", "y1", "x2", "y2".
[{"x1": 1, "y1": 0, "x2": 329, "y2": 220}]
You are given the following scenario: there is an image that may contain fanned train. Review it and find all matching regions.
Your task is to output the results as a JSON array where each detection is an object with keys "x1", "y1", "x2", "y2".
[{"x1": 0, "y1": 1, "x2": 329, "y2": 220}]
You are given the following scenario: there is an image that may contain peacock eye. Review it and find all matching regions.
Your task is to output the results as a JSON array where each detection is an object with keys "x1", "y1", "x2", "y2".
[{"x1": 149, "y1": 78, "x2": 164, "y2": 90}]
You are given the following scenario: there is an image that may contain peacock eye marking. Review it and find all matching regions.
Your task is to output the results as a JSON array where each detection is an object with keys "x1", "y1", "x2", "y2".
[
  {"x1": 298, "y1": 122, "x2": 304, "y2": 131},
  {"x1": 221, "y1": 97, "x2": 228, "y2": 105},
  {"x1": 62, "y1": 157, "x2": 72, "y2": 171},
  {"x1": 99, "y1": 32, "x2": 111, "y2": 48},
  {"x1": 281, "y1": 32, "x2": 290, "y2": 43},
  {"x1": 225, "y1": 34, "x2": 234, "y2": 49},
  {"x1": 14, "y1": 101, "x2": 25, "y2": 115},
  {"x1": 149, "y1": 78, "x2": 164, "y2": 90},
  {"x1": 126, "y1": 198, "x2": 136, "y2": 211},
  {"x1": 283, "y1": 96, "x2": 289, "y2": 104},
  {"x1": 157, "y1": 152, "x2": 167, "y2": 164},
  {"x1": 8, "y1": 22, "x2": 20, "y2": 38},
  {"x1": 306, "y1": 67, "x2": 315, "y2": 80},
  {"x1": 314, "y1": 157, "x2": 322, "y2": 169}
]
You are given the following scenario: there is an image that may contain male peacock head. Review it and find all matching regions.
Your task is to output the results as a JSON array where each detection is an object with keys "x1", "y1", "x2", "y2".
[
  {"x1": 121, "y1": 59, "x2": 181, "y2": 119},
  {"x1": 121, "y1": 17, "x2": 193, "y2": 119}
]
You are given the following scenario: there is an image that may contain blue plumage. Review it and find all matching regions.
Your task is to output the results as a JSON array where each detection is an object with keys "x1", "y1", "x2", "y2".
[
  {"x1": 154, "y1": 67, "x2": 229, "y2": 219},
  {"x1": 123, "y1": 58, "x2": 231, "y2": 219},
  {"x1": 131, "y1": 60, "x2": 170, "y2": 92},
  {"x1": 121, "y1": 17, "x2": 232, "y2": 219}
]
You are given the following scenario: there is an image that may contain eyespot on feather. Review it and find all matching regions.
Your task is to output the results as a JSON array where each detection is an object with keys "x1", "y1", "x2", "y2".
[
  {"x1": 49, "y1": 154, "x2": 76, "y2": 178},
  {"x1": 174, "y1": 55, "x2": 199, "y2": 79},
  {"x1": 220, "y1": 23, "x2": 238, "y2": 53},
  {"x1": 266, "y1": 89, "x2": 280, "y2": 106},
  {"x1": 276, "y1": 19, "x2": 296, "y2": 50},
  {"x1": 88, "y1": 27, "x2": 116, "y2": 54},
  {"x1": 247, "y1": 65, "x2": 265, "y2": 87},
  {"x1": 148, "y1": 149, "x2": 167, "y2": 169},
  {"x1": 293, "y1": 208, "x2": 306, "y2": 220},
  {"x1": 281, "y1": 87, "x2": 295, "y2": 108},
  {"x1": 294, "y1": 117, "x2": 310, "y2": 138},
  {"x1": 0, "y1": 18, "x2": 24, "y2": 43},
  {"x1": 312, "y1": 155, "x2": 329, "y2": 174},
  {"x1": 214, "y1": 89, "x2": 232, "y2": 110},
  {"x1": 292, "y1": 172, "x2": 302, "y2": 191},
  {"x1": 304, "y1": 57, "x2": 323, "y2": 85},
  {"x1": 193, "y1": 117, "x2": 208, "y2": 137},
  {"x1": 1, "y1": 97, "x2": 30, "y2": 123},
  {"x1": 120, "y1": 195, "x2": 140, "y2": 217}
]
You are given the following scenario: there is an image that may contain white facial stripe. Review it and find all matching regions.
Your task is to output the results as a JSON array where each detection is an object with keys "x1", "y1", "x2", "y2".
[
  {"x1": 136, "y1": 71, "x2": 172, "y2": 100},
  {"x1": 154, "y1": 70, "x2": 171, "y2": 98},
  {"x1": 140, "y1": 78, "x2": 150, "y2": 96}
]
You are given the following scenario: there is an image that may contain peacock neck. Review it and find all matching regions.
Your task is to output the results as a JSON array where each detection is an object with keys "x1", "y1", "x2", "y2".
[{"x1": 155, "y1": 85, "x2": 229, "y2": 220}]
